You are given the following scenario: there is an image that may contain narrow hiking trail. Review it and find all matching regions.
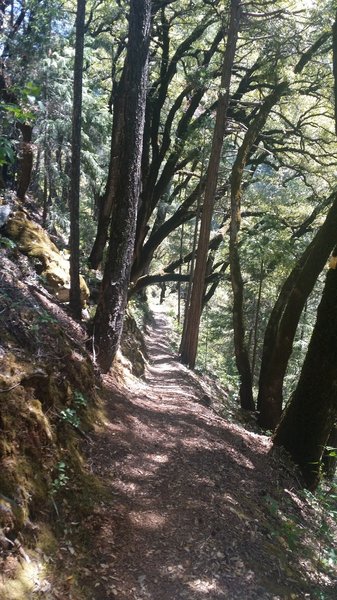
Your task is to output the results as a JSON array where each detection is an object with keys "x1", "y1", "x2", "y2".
[{"x1": 82, "y1": 306, "x2": 318, "y2": 600}]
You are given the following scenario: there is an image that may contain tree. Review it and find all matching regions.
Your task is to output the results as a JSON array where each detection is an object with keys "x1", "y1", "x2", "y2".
[
  {"x1": 93, "y1": 0, "x2": 151, "y2": 372},
  {"x1": 272, "y1": 8, "x2": 337, "y2": 489},
  {"x1": 229, "y1": 82, "x2": 288, "y2": 411},
  {"x1": 257, "y1": 13, "x2": 337, "y2": 429},
  {"x1": 180, "y1": 0, "x2": 241, "y2": 369},
  {"x1": 273, "y1": 253, "x2": 337, "y2": 489},
  {"x1": 257, "y1": 192, "x2": 337, "y2": 429},
  {"x1": 69, "y1": 0, "x2": 86, "y2": 318},
  {"x1": 0, "y1": 0, "x2": 62, "y2": 198},
  {"x1": 89, "y1": 3, "x2": 223, "y2": 273}
]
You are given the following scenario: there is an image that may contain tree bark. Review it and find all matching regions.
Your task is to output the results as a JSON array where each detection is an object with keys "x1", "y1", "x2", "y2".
[
  {"x1": 229, "y1": 82, "x2": 287, "y2": 410},
  {"x1": 93, "y1": 0, "x2": 151, "y2": 372},
  {"x1": 88, "y1": 71, "x2": 127, "y2": 269},
  {"x1": 89, "y1": 16, "x2": 219, "y2": 272},
  {"x1": 332, "y1": 14, "x2": 337, "y2": 135},
  {"x1": 69, "y1": 0, "x2": 85, "y2": 318},
  {"x1": 16, "y1": 123, "x2": 33, "y2": 199},
  {"x1": 273, "y1": 257, "x2": 337, "y2": 489},
  {"x1": 180, "y1": 0, "x2": 241, "y2": 369},
  {"x1": 257, "y1": 191, "x2": 337, "y2": 430}
]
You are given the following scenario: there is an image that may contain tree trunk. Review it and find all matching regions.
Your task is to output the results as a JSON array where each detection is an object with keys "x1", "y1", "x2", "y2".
[
  {"x1": 93, "y1": 0, "x2": 151, "y2": 372},
  {"x1": 229, "y1": 82, "x2": 287, "y2": 410},
  {"x1": 16, "y1": 123, "x2": 33, "y2": 199},
  {"x1": 257, "y1": 191, "x2": 337, "y2": 430},
  {"x1": 251, "y1": 257, "x2": 264, "y2": 382},
  {"x1": 0, "y1": 70, "x2": 33, "y2": 201},
  {"x1": 333, "y1": 10, "x2": 337, "y2": 136},
  {"x1": 180, "y1": 0, "x2": 241, "y2": 369},
  {"x1": 88, "y1": 71, "x2": 127, "y2": 269},
  {"x1": 69, "y1": 0, "x2": 85, "y2": 318},
  {"x1": 273, "y1": 258, "x2": 337, "y2": 489}
]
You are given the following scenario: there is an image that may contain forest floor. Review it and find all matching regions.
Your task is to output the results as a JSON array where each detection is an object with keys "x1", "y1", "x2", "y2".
[{"x1": 64, "y1": 304, "x2": 337, "y2": 600}]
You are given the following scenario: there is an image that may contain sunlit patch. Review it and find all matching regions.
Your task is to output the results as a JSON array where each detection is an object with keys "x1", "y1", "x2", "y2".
[
  {"x1": 113, "y1": 480, "x2": 139, "y2": 494},
  {"x1": 129, "y1": 510, "x2": 166, "y2": 529},
  {"x1": 144, "y1": 453, "x2": 169, "y2": 464},
  {"x1": 187, "y1": 577, "x2": 220, "y2": 593},
  {"x1": 0, "y1": 558, "x2": 48, "y2": 600}
]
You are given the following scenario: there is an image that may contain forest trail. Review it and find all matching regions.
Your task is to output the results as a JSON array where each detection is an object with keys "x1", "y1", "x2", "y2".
[{"x1": 82, "y1": 306, "x2": 313, "y2": 600}]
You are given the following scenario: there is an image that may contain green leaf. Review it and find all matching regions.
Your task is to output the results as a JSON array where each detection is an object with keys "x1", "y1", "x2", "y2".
[
  {"x1": 22, "y1": 82, "x2": 41, "y2": 98},
  {"x1": 0, "y1": 236, "x2": 16, "y2": 249},
  {"x1": 0, "y1": 138, "x2": 15, "y2": 166}
]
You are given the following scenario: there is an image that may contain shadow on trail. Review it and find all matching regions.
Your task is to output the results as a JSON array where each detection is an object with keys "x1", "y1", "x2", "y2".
[{"x1": 83, "y1": 309, "x2": 335, "y2": 600}]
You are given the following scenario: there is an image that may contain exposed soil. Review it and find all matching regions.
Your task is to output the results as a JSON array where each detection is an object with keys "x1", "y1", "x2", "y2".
[{"x1": 78, "y1": 305, "x2": 337, "y2": 600}]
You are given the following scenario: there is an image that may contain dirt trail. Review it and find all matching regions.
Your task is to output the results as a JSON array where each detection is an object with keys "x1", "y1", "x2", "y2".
[{"x1": 83, "y1": 306, "x2": 314, "y2": 600}]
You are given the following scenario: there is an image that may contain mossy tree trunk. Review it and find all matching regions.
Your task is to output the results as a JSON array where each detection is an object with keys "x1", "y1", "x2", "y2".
[
  {"x1": 273, "y1": 258, "x2": 337, "y2": 489},
  {"x1": 93, "y1": 0, "x2": 151, "y2": 372}
]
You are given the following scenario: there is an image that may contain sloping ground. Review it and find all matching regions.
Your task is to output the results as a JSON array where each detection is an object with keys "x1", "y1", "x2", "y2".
[
  {"x1": 0, "y1": 223, "x2": 99, "y2": 600},
  {"x1": 77, "y1": 305, "x2": 337, "y2": 600}
]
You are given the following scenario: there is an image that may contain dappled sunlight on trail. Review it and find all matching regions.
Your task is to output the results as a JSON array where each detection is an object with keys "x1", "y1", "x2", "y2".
[{"x1": 82, "y1": 304, "x2": 331, "y2": 600}]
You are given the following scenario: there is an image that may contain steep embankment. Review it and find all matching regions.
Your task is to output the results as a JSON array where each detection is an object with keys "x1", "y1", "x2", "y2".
[{"x1": 0, "y1": 200, "x2": 99, "y2": 599}]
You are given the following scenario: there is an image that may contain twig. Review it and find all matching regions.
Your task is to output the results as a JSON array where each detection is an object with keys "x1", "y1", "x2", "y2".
[
  {"x1": 0, "y1": 382, "x2": 21, "y2": 393},
  {"x1": 51, "y1": 496, "x2": 60, "y2": 519}
]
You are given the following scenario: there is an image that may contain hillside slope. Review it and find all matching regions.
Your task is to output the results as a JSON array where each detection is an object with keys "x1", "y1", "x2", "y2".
[{"x1": 0, "y1": 200, "x2": 100, "y2": 599}]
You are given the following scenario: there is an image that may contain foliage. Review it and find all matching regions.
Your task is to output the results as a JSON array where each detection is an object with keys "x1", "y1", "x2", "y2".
[
  {"x1": 60, "y1": 390, "x2": 88, "y2": 429},
  {"x1": 50, "y1": 460, "x2": 69, "y2": 495},
  {"x1": 0, "y1": 137, "x2": 15, "y2": 166},
  {"x1": 0, "y1": 234, "x2": 16, "y2": 249}
]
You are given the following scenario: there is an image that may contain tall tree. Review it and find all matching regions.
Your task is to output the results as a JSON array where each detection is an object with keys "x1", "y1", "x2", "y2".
[
  {"x1": 180, "y1": 0, "x2": 241, "y2": 369},
  {"x1": 272, "y1": 9, "x2": 337, "y2": 489},
  {"x1": 69, "y1": 0, "x2": 86, "y2": 318},
  {"x1": 89, "y1": 5, "x2": 222, "y2": 272},
  {"x1": 256, "y1": 15, "x2": 337, "y2": 429},
  {"x1": 229, "y1": 82, "x2": 288, "y2": 411},
  {"x1": 93, "y1": 0, "x2": 151, "y2": 372}
]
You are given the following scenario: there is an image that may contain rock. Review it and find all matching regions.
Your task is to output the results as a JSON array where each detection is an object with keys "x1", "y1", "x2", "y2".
[{"x1": 0, "y1": 204, "x2": 12, "y2": 228}]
